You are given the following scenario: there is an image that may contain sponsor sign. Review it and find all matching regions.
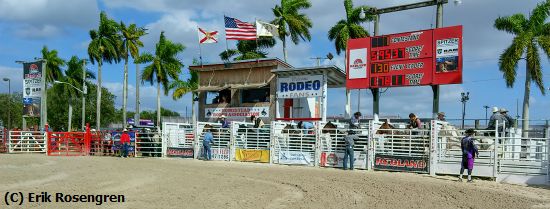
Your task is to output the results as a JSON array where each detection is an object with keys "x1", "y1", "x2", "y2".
[
  {"x1": 205, "y1": 106, "x2": 269, "y2": 119},
  {"x1": 319, "y1": 151, "x2": 367, "y2": 169},
  {"x1": 346, "y1": 25, "x2": 462, "y2": 89},
  {"x1": 110, "y1": 131, "x2": 136, "y2": 142},
  {"x1": 278, "y1": 151, "x2": 312, "y2": 165},
  {"x1": 23, "y1": 61, "x2": 44, "y2": 117},
  {"x1": 198, "y1": 147, "x2": 230, "y2": 161},
  {"x1": 348, "y1": 48, "x2": 368, "y2": 79},
  {"x1": 235, "y1": 149, "x2": 270, "y2": 163},
  {"x1": 166, "y1": 147, "x2": 194, "y2": 158},
  {"x1": 277, "y1": 75, "x2": 323, "y2": 98},
  {"x1": 374, "y1": 154, "x2": 428, "y2": 173},
  {"x1": 128, "y1": 118, "x2": 155, "y2": 126}
]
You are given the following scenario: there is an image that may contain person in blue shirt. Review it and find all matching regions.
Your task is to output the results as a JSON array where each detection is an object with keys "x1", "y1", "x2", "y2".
[
  {"x1": 203, "y1": 128, "x2": 214, "y2": 160},
  {"x1": 349, "y1": 112, "x2": 361, "y2": 129},
  {"x1": 219, "y1": 115, "x2": 229, "y2": 129},
  {"x1": 297, "y1": 121, "x2": 314, "y2": 134}
]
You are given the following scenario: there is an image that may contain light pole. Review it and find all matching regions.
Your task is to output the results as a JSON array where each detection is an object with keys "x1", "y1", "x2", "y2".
[
  {"x1": 82, "y1": 59, "x2": 87, "y2": 131},
  {"x1": 461, "y1": 92, "x2": 470, "y2": 129},
  {"x1": 310, "y1": 53, "x2": 334, "y2": 67},
  {"x1": 3, "y1": 78, "x2": 10, "y2": 130},
  {"x1": 53, "y1": 81, "x2": 86, "y2": 131},
  {"x1": 483, "y1": 105, "x2": 490, "y2": 126}
]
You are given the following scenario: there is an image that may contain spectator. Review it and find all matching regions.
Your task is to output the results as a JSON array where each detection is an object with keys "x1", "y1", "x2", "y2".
[
  {"x1": 437, "y1": 112, "x2": 446, "y2": 121},
  {"x1": 219, "y1": 115, "x2": 229, "y2": 129},
  {"x1": 499, "y1": 108, "x2": 514, "y2": 128},
  {"x1": 120, "y1": 129, "x2": 131, "y2": 158},
  {"x1": 407, "y1": 113, "x2": 422, "y2": 129},
  {"x1": 251, "y1": 115, "x2": 264, "y2": 129},
  {"x1": 459, "y1": 129, "x2": 479, "y2": 183},
  {"x1": 343, "y1": 130, "x2": 359, "y2": 170},
  {"x1": 203, "y1": 128, "x2": 214, "y2": 160},
  {"x1": 297, "y1": 121, "x2": 314, "y2": 134},
  {"x1": 350, "y1": 112, "x2": 362, "y2": 129}
]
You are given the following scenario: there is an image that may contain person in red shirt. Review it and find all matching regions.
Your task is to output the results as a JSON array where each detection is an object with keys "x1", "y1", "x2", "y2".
[{"x1": 120, "y1": 129, "x2": 131, "y2": 158}]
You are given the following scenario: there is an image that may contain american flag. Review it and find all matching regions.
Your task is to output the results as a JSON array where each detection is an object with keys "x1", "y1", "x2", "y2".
[{"x1": 224, "y1": 16, "x2": 257, "y2": 40}]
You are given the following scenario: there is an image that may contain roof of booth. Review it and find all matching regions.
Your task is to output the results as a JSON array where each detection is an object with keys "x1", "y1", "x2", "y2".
[
  {"x1": 271, "y1": 65, "x2": 346, "y2": 88},
  {"x1": 189, "y1": 57, "x2": 292, "y2": 71}
]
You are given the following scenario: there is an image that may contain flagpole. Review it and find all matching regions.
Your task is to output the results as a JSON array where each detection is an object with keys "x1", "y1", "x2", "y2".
[
  {"x1": 255, "y1": 18, "x2": 259, "y2": 55},
  {"x1": 197, "y1": 26, "x2": 203, "y2": 66},
  {"x1": 224, "y1": 15, "x2": 229, "y2": 59}
]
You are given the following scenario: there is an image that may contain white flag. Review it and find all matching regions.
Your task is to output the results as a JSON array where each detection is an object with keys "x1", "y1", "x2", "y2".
[{"x1": 256, "y1": 20, "x2": 279, "y2": 37}]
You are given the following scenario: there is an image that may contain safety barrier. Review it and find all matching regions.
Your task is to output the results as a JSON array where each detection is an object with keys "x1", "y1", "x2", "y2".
[
  {"x1": 89, "y1": 131, "x2": 117, "y2": 156},
  {"x1": 231, "y1": 122, "x2": 271, "y2": 163},
  {"x1": 135, "y1": 131, "x2": 162, "y2": 157},
  {"x1": 47, "y1": 131, "x2": 89, "y2": 156},
  {"x1": 196, "y1": 122, "x2": 231, "y2": 161},
  {"x1": 319, "y1": 127, "x2": 369, "y2": 169},
  {"x1": 162, "y1": 122, "x2": 195, "y2": 158},
  {"x1": 0, "y1": 128, "x2": 6, "y2": 153},
  {"x1": 271, "y1": 121, "x2": 317, "y2": 166},
  {"x1": 8, "y1": 131, "x2": 46, "y2": 153}
]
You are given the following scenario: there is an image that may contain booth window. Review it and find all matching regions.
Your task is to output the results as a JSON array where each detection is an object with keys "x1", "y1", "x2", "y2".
[
  {"x1": 241, "y1": 88, "x2": 270, "y2": 103},
  {"x1": 206, "y1": 89, "x2": 231, "y2": 104}
]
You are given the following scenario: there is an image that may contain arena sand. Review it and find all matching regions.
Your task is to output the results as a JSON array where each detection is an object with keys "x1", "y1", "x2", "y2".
[{"x1": 1, "y1": 154, "x2": 549, "y2": 209}]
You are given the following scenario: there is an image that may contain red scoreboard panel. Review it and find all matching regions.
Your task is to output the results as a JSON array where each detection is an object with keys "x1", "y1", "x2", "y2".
[{"x1": 346, "y1": 25, "x2": 462, "y2": 89}]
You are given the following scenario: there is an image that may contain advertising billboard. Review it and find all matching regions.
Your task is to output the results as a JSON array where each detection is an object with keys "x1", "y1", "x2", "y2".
[
  {"x1": 277, "y1": 74, "x2": 324, "y2": 98},
  {"x1": 22, "y1": 61, "x2": 44, "y2": 117},
  {"x1": 346, "y1": 25, "x2": 462, "y2": 89}
]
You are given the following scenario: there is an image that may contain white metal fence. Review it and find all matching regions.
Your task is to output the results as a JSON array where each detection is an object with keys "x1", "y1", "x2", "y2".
[
  {"x1": 8, "y1": 131, "x2": 46, "y2": 153},
  {"x1": 272, "y1": 122, "x2": 317, "y2": 166},
  {"x1": 231, "y1": 122, "x2": 271, "y2": 163},
  {"x1": 196, "y1": 122, "x2": 231, "y2": 161},
  {"x1": 135, "y1": 132, "x2": 162, "y2": 157}
]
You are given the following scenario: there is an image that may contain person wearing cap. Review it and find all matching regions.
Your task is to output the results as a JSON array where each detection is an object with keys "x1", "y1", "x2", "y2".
[
  {"x1": 250, "y1": 115, "x2": 264, "y2": 129},
  {"x1": 343, "y1": 130, "x2": 359, "y2": 170},
  {"x1": 459, "y1": 129, "x2": 479, "y2": 182},
  {"x1": 437, "y1": 112, "x2": 446, "y2": 121},
  {"x1": 219, "y1": 115, "x2": 229, "y2": 129},
  {"x1": 500, "y1": 108, "x2": 514, "y2": 128},
  {"x1": 487, "y1": 107, "x2": 505, "y2": 134},
  {"x1": 349, "y1": 112, "x2": 362, "y2": 129},
  {"x1": 120, "y1": 129, "x2": 131, "y2": 158}
]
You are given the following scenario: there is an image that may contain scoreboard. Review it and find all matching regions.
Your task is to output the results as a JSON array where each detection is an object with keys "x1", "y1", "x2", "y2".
[{"x1": 346, "y1": 25, "x2": 462, "y2": 89}]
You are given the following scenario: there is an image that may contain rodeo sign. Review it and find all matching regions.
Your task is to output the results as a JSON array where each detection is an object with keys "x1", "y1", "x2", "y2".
[{"x1": 277, "y1": 74, "x2": 324, "y2": 98}]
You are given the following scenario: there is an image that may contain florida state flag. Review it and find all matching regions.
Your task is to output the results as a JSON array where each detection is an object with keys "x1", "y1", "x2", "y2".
[{"x1": 198, "y1": 28, "x2": 218, "y2": 44}]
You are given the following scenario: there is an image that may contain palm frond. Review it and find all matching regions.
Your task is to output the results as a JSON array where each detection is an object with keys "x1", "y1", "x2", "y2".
[
  {"x1": 526, "y1": 41, "x2": 546, "y2": 95},
  {"x1": 498, "y1": 35, "x2": 528, "y2": 88}
]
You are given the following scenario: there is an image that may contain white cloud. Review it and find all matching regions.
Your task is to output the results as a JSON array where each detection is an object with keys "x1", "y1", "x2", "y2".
[{"x1": 0, "y1": 0, "x2": 98, "y2": 39}]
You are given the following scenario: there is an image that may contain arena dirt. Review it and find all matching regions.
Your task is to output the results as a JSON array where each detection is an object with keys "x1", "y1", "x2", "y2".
[{"x1": 1, "y1": 154, "x2": 549, "y2": 209}]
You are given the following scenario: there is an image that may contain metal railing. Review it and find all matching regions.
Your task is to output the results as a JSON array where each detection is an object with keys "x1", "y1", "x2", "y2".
[
  {"x1": 135, "y1": 132, "x2": 162, "y2": 157},
  {"x1": 8, "y1": 131, "x2": 46, "y2": 153},
  {"x1": 272, "y1": 121, "x2": 317, "y2": 166}
]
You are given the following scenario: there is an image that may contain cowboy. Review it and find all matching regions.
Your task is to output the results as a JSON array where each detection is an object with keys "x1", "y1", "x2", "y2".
[
  {"x1": 487, "y1": 107, "x2": 505, "y2": 134},
  {"x1": 459, "y1": 129, "x2": 479, "y2": 182},
  {"x1": 499, "y1": 108, "x2": 514, "y2": 128},
  {"x1": 203, "y1": 128, "x2": 214, "y2": 160},
  {"x1": 297, "y1": 121, "x2": 314, "y2": 134},
  {"x1": 407, "y1": 113, "x2": 422, "y2": 129},
  {"x1": 219, "y1": 115, "x2": 229, "y2": 129},
  {"x1": 350, "y1": 112, "x2": 362, "y2": 129},
  {"x1": 437, "y1": 112, "x2": 446, "y2": 121},
  {"x1": 343, "y1": 130, "x2": 359, "y2": 170},
  {"x1": 120, "y1": 129, "x2": 131, "y2": 158}
]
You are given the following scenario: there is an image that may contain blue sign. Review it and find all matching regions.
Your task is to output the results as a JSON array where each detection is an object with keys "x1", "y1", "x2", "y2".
[{"x1": 277, "y1": 74, "x2": 324, "y2": 98}]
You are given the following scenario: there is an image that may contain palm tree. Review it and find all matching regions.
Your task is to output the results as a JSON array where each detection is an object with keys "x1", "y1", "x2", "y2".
[
  {"x1": 494, "y1": 0, "x2": 548, "y2": 137},
  {"x1": 136, "y1": 32, "x2": 185, "y2": 131},
  {"x1": 120, "y1": 22, "x2": 147, "y2": 128},
  {"x1": 328, "y1": 0, "x2": 375, "y2": 55},
  {"x1": 60, "y1": 56, "x2": 96, "y2": 131},
  {"x1": 169, "y1": 58, "x2": 199, "y2": 125},
  {"x1": 88, "y1": 11, "x2": 121, "y2": 129},
  {"x1": 219, "y1": 37, "x2": 276, "y2": 61},
  {"x1": 271, "y1": 0, "x2": 313, "y2": 62},
  {"x1": 41, "y1": 46, "x2": 65, "y2": 83}
]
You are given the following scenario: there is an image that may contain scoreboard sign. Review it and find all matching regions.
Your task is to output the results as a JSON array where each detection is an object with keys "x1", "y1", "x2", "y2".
[{"x1": 346, "y1": 25, "x2": 462, "y2": 89}]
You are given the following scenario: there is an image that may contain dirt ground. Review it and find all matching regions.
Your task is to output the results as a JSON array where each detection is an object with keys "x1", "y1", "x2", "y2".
[{"x1": 1, "y1": 155, "x2": 549, "y2": 209}]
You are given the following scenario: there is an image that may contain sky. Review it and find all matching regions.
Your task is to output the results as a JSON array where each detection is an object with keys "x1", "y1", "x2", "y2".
[{"x1": 0, "y1": 0, "x2": 548, "y2": 123}]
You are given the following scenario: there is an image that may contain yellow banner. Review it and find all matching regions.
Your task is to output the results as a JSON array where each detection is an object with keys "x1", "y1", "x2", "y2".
[{"x1": 235, "y1": 149, "x2": 270, "y2": 163}]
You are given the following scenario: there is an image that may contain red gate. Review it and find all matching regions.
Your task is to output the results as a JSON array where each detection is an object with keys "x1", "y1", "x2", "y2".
[{"x1": 47, "y1": 125, "x2": 91, "y2": 156}]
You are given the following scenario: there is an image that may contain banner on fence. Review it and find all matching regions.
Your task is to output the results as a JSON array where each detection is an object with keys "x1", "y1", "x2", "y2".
[
  {"x1": 199, "y1": 147, "x2": 230, "y2": 161},
  {"x1": 374, "y1": 154, "x2": 428, "y2": 173},
  {"x1": 320, "y1": 151, "x2": 367, "y2": 169},
  {"x1": 205, "y1": 106, "x2": 269, "y2": 119},
  {"x1": 278, "y1": 151, "x2": 312, "y2": 165},
  {"x1": 235, "y1": 149, "x2": 269, "y2": 163},
  {"x1": 167, "y1": 147, "x2": 194, "y2": 158},
  {"x1": 110, "y1": 131, "x2": 136, "y2": 142}
]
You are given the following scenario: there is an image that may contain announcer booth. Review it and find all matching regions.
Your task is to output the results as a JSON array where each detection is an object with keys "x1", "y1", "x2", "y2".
[{"x1": 190, "y1": 58, "x2": 292, "y2": 123}]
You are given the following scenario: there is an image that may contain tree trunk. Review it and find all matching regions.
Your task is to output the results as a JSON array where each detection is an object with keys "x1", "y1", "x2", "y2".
[
  {"x1": 123, "y1": 59, "x2": 128, "y2": 128},
  {"x1": 157, "y1": 82, "x2": 161, "y2": 132},
  {"x1": 522, "y1": 62, "x2": 531, "y2": 138},
  {"x1": 135, "y1": 63, "x2": 140, "y2": 125},
  {"x1": 96, "y1": 63, "x2": 102, "y2": 130},
  {"x1": 282, "y1": 37, "x2": 288, "y2": 63},
  {"x1": 68, "y1": 99, "x2": 73, "y2": 132}
]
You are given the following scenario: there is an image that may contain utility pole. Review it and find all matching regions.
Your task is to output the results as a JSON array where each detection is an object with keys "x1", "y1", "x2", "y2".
[
  {"x1": 3, "y1": 78, "x2": 11, "y2": 130},
  {"x1": 82, "y1": 59, "x2": 87, "y2": 131},
  {"x1": 461, "y1": 92, "x2": 469, "y2": 129},
  {"x1": 483, "y1": 105, "x2": 490, "y2": 126}
]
